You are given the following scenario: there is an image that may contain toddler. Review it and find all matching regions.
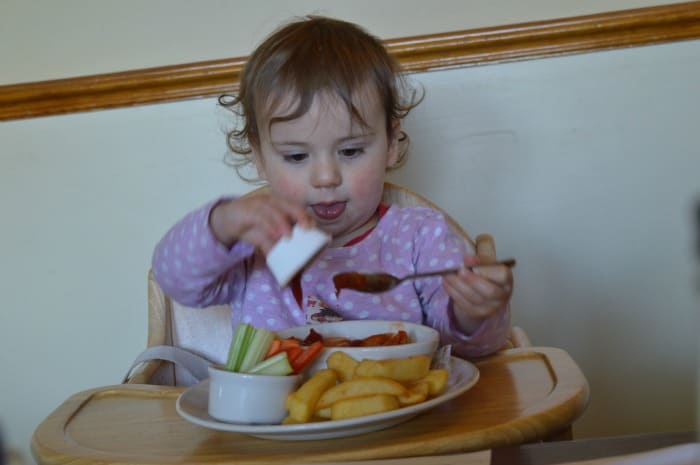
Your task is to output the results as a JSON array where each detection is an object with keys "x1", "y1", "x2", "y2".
[{"x1": 152, "y1": 16, "x2": 513, "y2": 358}]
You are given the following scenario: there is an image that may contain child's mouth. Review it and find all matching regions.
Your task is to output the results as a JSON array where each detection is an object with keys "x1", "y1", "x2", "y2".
[{"x1": 311, "y1": 202, "x2": 346, "y2": 220}]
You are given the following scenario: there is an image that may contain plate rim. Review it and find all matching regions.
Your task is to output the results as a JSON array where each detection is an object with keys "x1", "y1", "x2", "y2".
[{"x1": 176, "y1": 356, "x2": 479, "y2": 437}]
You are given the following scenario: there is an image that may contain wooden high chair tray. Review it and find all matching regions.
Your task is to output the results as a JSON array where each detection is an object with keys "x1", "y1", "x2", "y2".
[{"x1": 32, "y1": 347, "x2": 589, "y2": 465}]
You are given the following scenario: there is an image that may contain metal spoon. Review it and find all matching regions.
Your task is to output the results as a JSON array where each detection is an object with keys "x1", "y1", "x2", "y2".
[{"x1": 333, "y1": 258, "x2": 516, "y2": 294}]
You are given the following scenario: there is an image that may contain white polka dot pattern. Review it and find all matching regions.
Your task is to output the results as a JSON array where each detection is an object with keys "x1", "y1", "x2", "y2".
[{"x1": 152, "y1": 200, "x2": 511, "y2": 356}]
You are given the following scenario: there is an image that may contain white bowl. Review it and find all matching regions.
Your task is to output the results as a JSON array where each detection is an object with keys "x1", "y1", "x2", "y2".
[
  {"x1": 276, "y1": 320, "x2": 439, "y2": 376},
  {"x1": 208, "y1": 365, "x2": 301, "y2": 424},
  {"x1": 266, "y1": 225, "x2": 331, "y2": 288}
]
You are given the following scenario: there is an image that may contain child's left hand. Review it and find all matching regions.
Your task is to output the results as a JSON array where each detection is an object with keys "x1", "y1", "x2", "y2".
[{"x1": 441, "y1": 255, "x2": 513, "y2": 335}]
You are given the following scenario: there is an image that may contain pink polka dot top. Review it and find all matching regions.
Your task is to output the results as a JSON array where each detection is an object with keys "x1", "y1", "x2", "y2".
[{"x1": 152, "y1": 200, "x2": 510, "y2": 358}]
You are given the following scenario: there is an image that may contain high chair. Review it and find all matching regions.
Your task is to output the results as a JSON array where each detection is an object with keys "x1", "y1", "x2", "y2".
[{"x1": 124, "y1": 181, "x2": 530, "y2": 386}]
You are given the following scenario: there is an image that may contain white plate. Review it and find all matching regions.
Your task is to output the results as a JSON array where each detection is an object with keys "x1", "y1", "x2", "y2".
[{"x1": 176, "y1": 356, "x2": 479, "y2": 441}]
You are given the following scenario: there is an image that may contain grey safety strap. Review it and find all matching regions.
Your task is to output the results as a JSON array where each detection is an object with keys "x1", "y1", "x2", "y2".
[{"x1": 122, "y1": 345, "x2": 212, "y2": 384}]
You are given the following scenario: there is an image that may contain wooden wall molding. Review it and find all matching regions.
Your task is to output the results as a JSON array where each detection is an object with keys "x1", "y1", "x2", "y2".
[{"x1": 1, "y1": 2, "x2": 699, "y2": 122}]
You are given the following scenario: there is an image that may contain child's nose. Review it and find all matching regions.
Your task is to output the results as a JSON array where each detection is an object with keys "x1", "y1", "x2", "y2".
[{"x1": 310, "y1": 156, "x2": 341, "y2": 188}]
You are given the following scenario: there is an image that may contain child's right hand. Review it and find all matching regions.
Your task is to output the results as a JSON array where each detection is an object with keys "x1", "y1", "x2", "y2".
[{"x1": 209, "y1": 193, "x2": 314, "y2": 254}]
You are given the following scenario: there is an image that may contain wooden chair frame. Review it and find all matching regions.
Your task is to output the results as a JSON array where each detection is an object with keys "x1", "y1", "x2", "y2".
[{"x1": 126, "y1": 181, "x2": 530, "y2": 384}]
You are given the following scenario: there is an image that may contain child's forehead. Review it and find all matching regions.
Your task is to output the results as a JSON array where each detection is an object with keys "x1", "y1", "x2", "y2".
[{"x1": 262, "y1": 86, "x2": 382, "y2": 122}]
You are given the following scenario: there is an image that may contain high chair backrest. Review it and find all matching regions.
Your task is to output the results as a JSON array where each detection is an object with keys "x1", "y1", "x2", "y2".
[{"x1": 127, "y1": 182, "x2": 525, "y2": 385}]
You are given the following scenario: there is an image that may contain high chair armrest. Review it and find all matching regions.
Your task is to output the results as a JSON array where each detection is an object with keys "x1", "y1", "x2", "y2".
[
  {"x1": 124, "y1": 360, "x2": 167, "y2": 384},
  {"x1": 509, "y1": 326, "x2": 532, "y2": 348},
  {"x1": 498, "y1": 326, "x2": 533, "y2": 351}
]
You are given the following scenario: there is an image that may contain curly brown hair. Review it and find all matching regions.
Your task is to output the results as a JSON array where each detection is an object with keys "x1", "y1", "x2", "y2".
[{"x1": 219, "y1": 15, "x2": 423, "y2": 182}]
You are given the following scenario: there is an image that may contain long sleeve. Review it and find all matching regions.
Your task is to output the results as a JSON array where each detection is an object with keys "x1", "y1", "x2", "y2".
[
  {"x1": 151, "y1": 199, "x2": 255, "y2": 308},
  {"x1": 409, "y1": 211, "x2": 511, "y2": 358},
  {"x1": 443, "y1": 302, "x2": 511, "y2": 358}
]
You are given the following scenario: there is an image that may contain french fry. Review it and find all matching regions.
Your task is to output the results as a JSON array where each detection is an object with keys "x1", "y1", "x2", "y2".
[
  {"x1": 415, "y1": 369, "x2": 449, "y2": 396},
  {"x1": 285, "y1": 368, "x2": 338, "y2": 422},
  {"x1": 330, "y1": 394, "x2": 400, "y2": 420},
  {"x1": 315, "y1": 407, "x2": 331, "y2": 420},
  {"x1": 398, "y1": 381, "x2": 429, "y2": 406},
  {"x1": 283, "y1": 354, "x2": 447, "y2": 424},
  {"x1": 353, "y1": 355, "x2": 431, "y2": 382},
  {"x1": 315, "y1": 377, "x2": 407, "y2": 410},
  {"x1": 326, "y1": 351, "x2": 358, "y2": 382}
]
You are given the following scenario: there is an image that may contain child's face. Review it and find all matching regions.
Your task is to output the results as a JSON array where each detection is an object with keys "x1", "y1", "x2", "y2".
[{"x1": 254, "y1": 89, "x2": 399, "y2": 243}]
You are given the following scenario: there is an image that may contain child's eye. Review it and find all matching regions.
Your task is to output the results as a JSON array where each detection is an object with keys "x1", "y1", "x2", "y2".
[
  {"x1": 284, "y1": 153, "x2": 308, "y2": 162},
  {"x1": 339, "y1": 147, "x2": 364, "y2": 158}
]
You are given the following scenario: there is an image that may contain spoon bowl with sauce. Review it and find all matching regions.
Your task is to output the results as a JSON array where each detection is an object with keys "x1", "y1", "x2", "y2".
[{"x1": 333, "y1": 259, "x2": 516, "y2": 294}]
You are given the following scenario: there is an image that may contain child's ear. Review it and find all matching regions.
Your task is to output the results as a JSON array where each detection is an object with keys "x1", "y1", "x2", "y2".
[{"x1": 386, "y1": 119, "x2": 402, "y2": 168}]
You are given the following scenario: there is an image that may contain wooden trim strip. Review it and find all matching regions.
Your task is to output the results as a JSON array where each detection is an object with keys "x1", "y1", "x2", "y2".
[{"x1": 1, "y1": 2, "x2": 699, "y2": 121}]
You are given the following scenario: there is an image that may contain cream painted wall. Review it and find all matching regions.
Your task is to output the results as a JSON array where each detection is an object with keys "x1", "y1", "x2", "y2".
[
  {"x1": 0, "y1": 0, "x2": 687, "y2": 84},
  {"x1": 1, "y1": 2, "x2": 698, "y2": 464},
  {"x1": 391, "y1": 41, "x2": 699, "y2": 437}
]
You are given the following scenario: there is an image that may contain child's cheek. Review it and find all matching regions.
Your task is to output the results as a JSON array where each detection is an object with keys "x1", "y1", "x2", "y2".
[
  {"x1": 270, "y1": 178, "x2": 306, "y2": 205},
  {"x1": 352, "y1": 172, "x2": 385, "y2": 200}
]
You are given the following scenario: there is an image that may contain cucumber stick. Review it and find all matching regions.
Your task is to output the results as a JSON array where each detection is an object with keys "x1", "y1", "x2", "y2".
[{"x1": 249, "y1": 352, "x2": 293, "y2": 375}]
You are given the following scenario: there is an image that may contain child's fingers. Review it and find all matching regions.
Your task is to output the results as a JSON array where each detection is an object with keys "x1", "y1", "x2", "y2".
[
  {"x1": 237, "y1": 217, "x2": 282, "y2": 253},
  {"x1": 462, "y1": 254, "x2": 481, "y2": 268},
  {"x1": 250, "y1": 194, "x2": 313, "y2": 233},
  {"x1": 463, "y1": 268, "x2": 511, "y2": 299},
  {"x1": 442, "y1": 273, "x2": 482, "y2": 302},
  {"x1": 443, "y1": 252, "x2": 514, "y2": 322},
  {"x1": 215, "y1": 193, "x2": 316, "y2": 254},
  {"x1": 442, "y1": 275, "x2": 497, "y2": 319},
  {"x1": 472, "y1": 264, "x2": 512, "y2": 287},
  {"x1": 444, "y1": 270, "x2": 500, "y2": 303},
  {"x1": 471, "y1": 234, "x2": 513, "y2": 287},
  {"x1": 248, "y1": 202, "x2": 292, "y2": 236},
  {"x1": 270, "y1": 196, "x2": 315, "y2": 232},
  {"x1": 475, "y1": 234, "x2": 497, "y2": 262},
  {"x1": 461, "y1": 253, "x2": 512, "y2": 287},
  {"x1": 225, "y1": 198, "x2": 297, "y2": 252},
  {"x1": 445, "y1": 268, "x2": 511, "y2": 304}
]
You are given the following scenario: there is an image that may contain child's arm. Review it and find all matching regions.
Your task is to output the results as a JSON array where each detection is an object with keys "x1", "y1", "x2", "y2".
[
  {"x1": 442, "y1": 258, "x2": 513, "y2": 335},
  {"x1": 414, "y1": 213, "x2": 512, "y2": 358},
  {"x1": 151, "y1": 198, "x2": 254, "y2": 308},
  {"x1": 209, "y1": 193, "x2": 313, "y2": 254},
  {"x1": 152, "y1": 194, "x2": 313, "y2": 308}
]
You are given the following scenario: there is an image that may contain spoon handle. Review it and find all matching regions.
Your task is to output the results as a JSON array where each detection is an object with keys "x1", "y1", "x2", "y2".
[
  {"x1": 481, "y1": 258, "x2": 517, "y2": 269},
  {"x1": 399, "y1": 258, "x2": 515, "y2": 281},
  {"x1": 407, "y1": 258, "x2": 516, "y2": 281},
  {"x1": 404, "y1": 267, "x2": 460, "y2": 281}
]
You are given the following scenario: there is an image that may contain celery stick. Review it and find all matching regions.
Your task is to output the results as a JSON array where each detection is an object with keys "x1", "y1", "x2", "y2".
[
  {"x1": 225, "y1": 323, "x2": 251, "y2": 371},
  {"x1": 236, "y1": 325, "x2": 256, "y2": 371},
  {"x1": 239, "y1": 328, "x2": 276, "y2": 373},
  {"x1": 249, "y1": 352, "x2": 294, "y2": 376}
]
